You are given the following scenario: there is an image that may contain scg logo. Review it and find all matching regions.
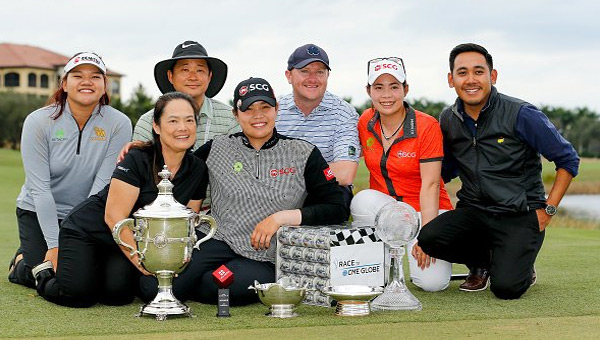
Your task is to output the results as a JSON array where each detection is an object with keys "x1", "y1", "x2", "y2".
[
  {"x1": 374, "y1": 63, "x2": 398, "y2": 72},
  {"x1": 248, "y1": 83, "x2": 269, "y2": 91},
  {"x1": 397, "y1": 150, "x2": 417, "y2": 158}
]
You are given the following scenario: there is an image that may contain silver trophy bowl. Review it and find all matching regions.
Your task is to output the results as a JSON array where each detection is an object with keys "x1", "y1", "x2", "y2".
[
  {"x1": 113, "y1": 166, "x2": 217, "y2": 320},
  {"x1": 248, "y1": 278, "x2": 308, "y2": 318},
  {"x1": 321, "y1": 285, "x2": 383, "y2": 316}
]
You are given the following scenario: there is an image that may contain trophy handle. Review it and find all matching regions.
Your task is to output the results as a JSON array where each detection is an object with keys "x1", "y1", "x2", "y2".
[
  {"x1": 193, "y1": 214, "x2": 217, "y2": 249},
  {"x1": 112, "y1": 218, "x2": 142, "y2": 258}
]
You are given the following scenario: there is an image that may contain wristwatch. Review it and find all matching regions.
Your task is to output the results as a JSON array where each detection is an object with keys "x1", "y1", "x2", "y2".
[{"x1": 544, "y1": 204, "x2": 557, "y2": 216}]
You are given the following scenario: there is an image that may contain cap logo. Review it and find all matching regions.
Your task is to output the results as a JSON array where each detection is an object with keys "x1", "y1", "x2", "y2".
[
  {"x1": 181, "y1": 42, "x2": 197, "y2": 48},
  {"x1": 74, "y1": 57, "x2": 80, "y2": 64},
  {"x1": 239, "y1": 86, "x2": 248, "y2": 96},
  {"x1": 374, "y1": 63, "x2": 398, "y2": 72},
  {"x1": 248, "y1": 83, "x2": 269, "y2": 92},
  {"x1": 307, "y1": 46, "x2": 320, "y2": 56},
  {"x1": 80, "y1": 55, "x2": 101, "y2": 65}
]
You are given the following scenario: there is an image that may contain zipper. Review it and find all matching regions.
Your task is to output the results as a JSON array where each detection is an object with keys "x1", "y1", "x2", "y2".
[
  {"x1": 473, "y1": 123, "x2": 485, "y2": 198},
  {"x1": 255, "y1": 150, "x2": 260, "y2": 179},
  {"x1": 71, "y1": 114, "x2": 92, "y2": 155}
]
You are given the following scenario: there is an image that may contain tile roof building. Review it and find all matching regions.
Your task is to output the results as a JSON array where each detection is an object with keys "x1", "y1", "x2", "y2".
[{"x1": 0, "y1": 43, "x2": 122, "y2": 97}]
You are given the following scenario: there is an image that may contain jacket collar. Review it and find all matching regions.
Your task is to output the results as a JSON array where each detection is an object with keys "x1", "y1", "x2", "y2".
[
  {"x1": 366, "y1": 102, "x2": 417, "y2": 145},
  {"x1": 233, "y1": 128, "x2": 280, "y2": 150},
  {"x1": 451, "y1": 86, "x2": 499, "y2": 121}
]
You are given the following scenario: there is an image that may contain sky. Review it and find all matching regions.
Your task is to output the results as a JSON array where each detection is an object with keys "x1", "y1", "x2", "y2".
[{"x1": 3, "y1": 0, "x2": 599, "y2": 112}]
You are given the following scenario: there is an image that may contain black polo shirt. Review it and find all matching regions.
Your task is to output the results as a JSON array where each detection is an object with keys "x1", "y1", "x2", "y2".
[{"x1": 63, "y1": 147, "x2": 208, "y2": 233}]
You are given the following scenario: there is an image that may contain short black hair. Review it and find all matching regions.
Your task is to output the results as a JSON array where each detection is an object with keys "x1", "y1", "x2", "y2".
[{"x1": 449, "y1": 43, "x2": 493, "y2": 72}]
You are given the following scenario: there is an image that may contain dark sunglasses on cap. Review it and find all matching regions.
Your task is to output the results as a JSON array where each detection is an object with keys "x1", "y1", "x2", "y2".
[{"x1": 367, "y1": 57, "x2": 406, "y2": 75}]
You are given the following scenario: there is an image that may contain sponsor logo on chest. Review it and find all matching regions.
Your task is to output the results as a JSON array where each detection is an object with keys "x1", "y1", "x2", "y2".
[
  {"x1": 270, "y1": 167, "x2": 297, "y2": 178},
  {"x1": 396, "y1": 150, "x2": 416, "y2": 158},
  {"x1": 90, "y1": 126, "x2": 107, "y2": 141},
  {"x1": 52, "y1": 129, "x2": 67, "y2": 142}
]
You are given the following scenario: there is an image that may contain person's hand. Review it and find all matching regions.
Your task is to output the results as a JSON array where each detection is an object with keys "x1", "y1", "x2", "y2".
[
  {"x1": 44, "y1": 247, "x2": 59, "y2": 271},
  {"x1": 536, "y1": 208, "x2": 552, "y2": 231},
  {"x1": 117, "y1": 141, "x2": 143, "y2": 163},
  {"x1": 251, "y1": 214, "x2": 281, "y2": 250},
  {"x1": 411, "y1": 243, "x2": 436, "y2": 270}
]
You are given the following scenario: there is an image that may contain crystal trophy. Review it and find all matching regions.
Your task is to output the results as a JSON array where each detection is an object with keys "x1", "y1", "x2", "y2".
[{"x1": 370, "y1": 201, "x2": 422, "y2": 311}]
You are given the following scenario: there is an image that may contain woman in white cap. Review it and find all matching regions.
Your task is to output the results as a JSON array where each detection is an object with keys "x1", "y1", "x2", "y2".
[
  {"x1": 139, "y1": 77, "x2": 349, "y2": 306},
  {"x1": 9, "y1": 52, "x2": 131, "y2": 289},
  {"x1": 357, "y1": 57, "x2": 453, "y2": 291}
]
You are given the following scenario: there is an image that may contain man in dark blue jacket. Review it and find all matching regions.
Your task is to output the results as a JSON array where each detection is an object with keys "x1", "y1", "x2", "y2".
[{"x1": 417, "y1": 43, "x2": 579, "y2": 299}]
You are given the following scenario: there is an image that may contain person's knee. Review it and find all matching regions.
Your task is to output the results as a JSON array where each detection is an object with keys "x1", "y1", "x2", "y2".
[
  {"x1": 414, "y1": 278, "x2": 450, "y2": 292},
  {"x1": 490, "y1": 277, "x2": 528, "y2": 300},
  {"x1": 138, "y1": 276, "x2": 159, "y2": 303},
  {"x1": 416, "y1": 226, "x2": 438, "y2": 252}
]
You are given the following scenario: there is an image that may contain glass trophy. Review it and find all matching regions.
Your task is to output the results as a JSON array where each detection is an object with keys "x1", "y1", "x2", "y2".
[{"x1": 371, "y1": 201, "x2": 422, "y2": 311}]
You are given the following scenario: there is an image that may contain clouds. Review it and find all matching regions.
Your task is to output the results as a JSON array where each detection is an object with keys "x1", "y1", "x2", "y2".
[{"x1": 2, "y1": 0, "x2": 598, "y2": 111}]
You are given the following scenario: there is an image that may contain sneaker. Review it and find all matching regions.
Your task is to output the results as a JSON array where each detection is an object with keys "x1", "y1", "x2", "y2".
[
  {"x1": 459, "y1": 268, "x2": 490, "y2": 292},
  {"x1": 31, "y1": 261, "x2": 54, "y2": 286},
  {"x1": 530, "y1": 267, "x2": 537, "y2": 287}
]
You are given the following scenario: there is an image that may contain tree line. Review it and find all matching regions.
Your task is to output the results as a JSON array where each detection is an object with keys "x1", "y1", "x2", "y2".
[{"x1": 2, "y1": 84, "x2": 599, "y2": 157}]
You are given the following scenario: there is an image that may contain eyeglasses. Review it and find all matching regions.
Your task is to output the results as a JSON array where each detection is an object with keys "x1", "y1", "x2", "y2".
[{"x1": 367, "y1": 57, "x2": 406, "y2": 75}]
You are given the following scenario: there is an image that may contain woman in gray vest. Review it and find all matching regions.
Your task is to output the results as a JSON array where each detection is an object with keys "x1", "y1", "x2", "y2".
[
  {"x1": 9, "y1": 52, "x2": 132, "y2": 288},
  {"x1": 139, "y1": 77, "x2": 349, "y2": 306}
]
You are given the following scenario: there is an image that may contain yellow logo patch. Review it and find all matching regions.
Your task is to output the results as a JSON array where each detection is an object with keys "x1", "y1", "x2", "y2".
[{"x1": 91, "y1": 127, "x2": 107, "y2": 141}]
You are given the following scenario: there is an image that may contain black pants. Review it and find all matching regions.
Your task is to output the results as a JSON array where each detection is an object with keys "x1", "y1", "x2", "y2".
[
  {"x1": 417, "y1": 207, "x2": 544, "y2": 299},
  {"x1": 8, "y1": 208, "x2": 56, "y2": 288},
  {"x1": 37, "y1": 200, "x2": 140, "y2": 307},
  {"x1": 139, "y1": 231, "x2": 275, "y2": 306}
]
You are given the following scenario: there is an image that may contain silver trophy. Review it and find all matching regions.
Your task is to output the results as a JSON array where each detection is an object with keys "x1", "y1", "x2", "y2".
[
  {"x1": 370, "y1": 201, "x2": 422, "y2": 311},
  {"x1": 112, "y1": 166, "x2": 217, "y2": 320},
  {"x1": 248, "y1": 277, "x2": 309, "y2": 318},
  {"x1": 321, "y1": 285, "x2": 383, "y2": 316}
]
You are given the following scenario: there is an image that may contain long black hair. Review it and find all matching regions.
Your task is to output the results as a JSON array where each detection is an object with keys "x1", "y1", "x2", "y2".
[{"x1": 138, "y1": 92, "x2": 199, "y2": 183}]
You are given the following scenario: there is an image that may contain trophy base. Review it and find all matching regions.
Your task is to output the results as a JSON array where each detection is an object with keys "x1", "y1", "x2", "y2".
[
  {"x1": 335, "y1": 300, "x2": 372, "y2": 316},
  {"x1": 138, "y1": 300, "x2": 194, "y2": 321},
  {"x1": 267, "y1": 304, "x2": 298, "y2": 318},
  {"x1": 370, "y1": 290, "x2": 422, "y2": 311}
]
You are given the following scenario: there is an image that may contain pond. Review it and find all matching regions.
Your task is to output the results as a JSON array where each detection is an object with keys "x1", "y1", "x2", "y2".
[{"x1": 559, "y1": 195, "x2": 600, "y2": 221}]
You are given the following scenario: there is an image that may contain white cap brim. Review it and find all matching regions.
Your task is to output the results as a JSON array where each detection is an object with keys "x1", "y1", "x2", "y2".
[{"x1": 64, "y1": 52, "x2": 106, "y2": 75}]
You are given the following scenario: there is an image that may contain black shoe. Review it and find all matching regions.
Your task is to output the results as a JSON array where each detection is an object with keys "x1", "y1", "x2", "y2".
[
  {"x1": 459, "y1": 268, "x2": 490, "y2": 292},
  {"x1": 8, "y1": 251, "x2": 23, "y2": 274},
  {"x1": 31, "y1": 261, "x2": 55, "y2": 295}
]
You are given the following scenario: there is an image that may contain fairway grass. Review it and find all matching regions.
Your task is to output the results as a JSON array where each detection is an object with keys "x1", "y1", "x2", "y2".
[{"x1": 1, "y1": 149, "x2": 599, "y2": 339}]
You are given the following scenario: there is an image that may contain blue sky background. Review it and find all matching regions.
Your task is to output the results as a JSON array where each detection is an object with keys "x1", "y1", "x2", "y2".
[{"x1": 3, "y1": 0, "x2": 599, "y2": 111}]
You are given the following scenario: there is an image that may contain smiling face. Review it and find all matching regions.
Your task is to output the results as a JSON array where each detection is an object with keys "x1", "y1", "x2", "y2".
[
  {"x1": 167, "y1": 59, "x2": 212, "y2": 103},
  {"x1": 367, "y1": 73, "x2": 409, "y2": 117},
  {"x1": 235, "y1": 100, "x2": 278, "y2": 150},
  {"x1": 285, "y1": 61, "x2": 329, "y2": 106},
  {"x1": 152, "y1": 98, "x2": 197, "y2": 153},
  {"x1": 448, "y1": 51, "x2": 498, "y2": 117},
  {"x1": 62, "y1": 64, "x2": 106, "y2": 112}
]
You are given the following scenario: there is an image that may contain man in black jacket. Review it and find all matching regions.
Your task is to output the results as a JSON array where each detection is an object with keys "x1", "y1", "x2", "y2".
[{"x1": 417, "y1": 43, "x2": 579, "y2": 299}]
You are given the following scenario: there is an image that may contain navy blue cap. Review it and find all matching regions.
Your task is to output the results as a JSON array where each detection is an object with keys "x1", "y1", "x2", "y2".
[{"x1": 287, "y1": 44, "x2": 330, "y2": 71}]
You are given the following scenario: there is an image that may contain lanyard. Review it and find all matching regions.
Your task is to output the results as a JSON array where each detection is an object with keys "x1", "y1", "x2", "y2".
[{"x1": 202, "y1": 99, "x2": 213, "y2": 144}]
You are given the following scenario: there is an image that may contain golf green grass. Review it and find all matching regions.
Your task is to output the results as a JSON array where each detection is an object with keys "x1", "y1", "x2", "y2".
[{"x1": 1, "y1": 149, "x2": 599, "y2": 339}]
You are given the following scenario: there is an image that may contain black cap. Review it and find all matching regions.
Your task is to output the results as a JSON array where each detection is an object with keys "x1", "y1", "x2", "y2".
[
  {"x1": 233, "y1": 77, "x2": 276, "y2": 112},
  {"x1": 287, "y1": 44, "x2": 330, "y2": 71},
  {"x1": 154, "y1": 41, "x2": 228, "y2": 98}
]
